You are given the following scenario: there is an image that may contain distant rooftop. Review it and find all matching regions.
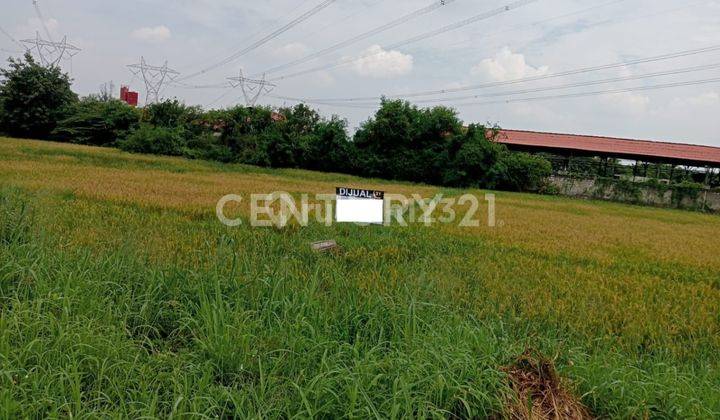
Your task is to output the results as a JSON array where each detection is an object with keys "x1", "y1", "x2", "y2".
[{"x1": 495, "y1": 129, "x2": 720, "y2": 167}]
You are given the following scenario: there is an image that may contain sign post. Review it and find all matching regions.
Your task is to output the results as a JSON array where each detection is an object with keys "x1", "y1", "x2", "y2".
[{"x1": 335, "y1": 187, "x2": 385, "y2": 224}]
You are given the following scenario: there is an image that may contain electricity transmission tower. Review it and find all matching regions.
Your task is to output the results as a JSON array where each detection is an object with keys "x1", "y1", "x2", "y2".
[
  {"x1": 20, "y1": 31, "x2": 81, "y2": 67},
  {"x1": 18, "y1": 1, "x2": 80, "y2": 67},
  {"x1": 127, "y1": 57, "x2": 180, "y2": 104},
  {"x1": 228, "y1": 70, "x2": 276, "y2": 106}
]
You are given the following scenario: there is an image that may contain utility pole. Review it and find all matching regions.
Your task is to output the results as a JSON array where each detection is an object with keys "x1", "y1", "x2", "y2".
[
  {"x1": 227, "y1": 70, "x2": 276, "y2": 107},
  {"x1": 127, "y1": 57, "x2": 180, "y2": 104}
]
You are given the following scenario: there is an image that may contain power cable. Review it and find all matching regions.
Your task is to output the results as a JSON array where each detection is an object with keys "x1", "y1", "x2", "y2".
[
  {"x1": 177, "y1": 0, "x2": 338, "y2": 82},
  {"x1": 204, "y1": 90, "x2": 234, "y2": 108},
  {"x1": 0, "y1": 25, "x2": 26, "y2": 50},
  {"x1": 172, "y1": 81, "x2": 234, "y2": 89},
  {"x1": 269, "y1": 0, "x2": 540, "y2": 81},
  {"x1": 272, "y1": 77, "x2": 720, "y2": 109},
  {"x1": 298, "y1": 44, "x2": 720, "y2": 102},
  {"x1": 440, "y1": 0, "x2": 701, "y2": 52},
  {"x1": 259, "y1": 0, "x2": 459, "y2": 76},
  {"x1": 412, "y1": 0, "x2": 706, "y2": 69},
  {"x1": 288, "y1": 0, "x2": 384, "y2": 46},
  {"x1": 409, "y1": 62, "x2": 720, "y2": 104},
  {"x1": 176, "y1": 0, "x2": 316, "y2": 72},
  {"x1": 456, "y1": 77, "x2": 720, "y2": 107},
  {"x1": 32, "y1": 0, "x2": 54, "y2": 42}
]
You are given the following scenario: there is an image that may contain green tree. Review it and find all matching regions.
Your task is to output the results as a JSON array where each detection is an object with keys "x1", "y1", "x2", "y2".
[
  {"x1": 301, "y1": 117, "x2": 353, "y2": 172},
  {"x1": 442, "y1": 124, "x2": 505, "y2": 188},
  {"x1": 142, "y1": 99, "x2": 200, "y2": 128},
  {"x1": 219, "y1": 106, "x2": 274, "y2": 156},
  {"x1": 0, "y1": 53, "x2": 77, "y2": 139},
  {"x1": 353, "y1": 99, "x2": 462, "y2": 183}
]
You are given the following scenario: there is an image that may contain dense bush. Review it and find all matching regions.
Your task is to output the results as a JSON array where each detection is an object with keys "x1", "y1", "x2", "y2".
[
  {"x1": 300, "y1": 117, "x2": 353, "y2": 173},
  {"x1": 118, "y1": 125, "x2": 186, "y2": 156},
  {"x1": 495, "y1": 152, "x2": 553, "y2": 192},
  {"x1": 183, "y1": 133, "x2": 234, "y2": 163},
  {"x1": 53, "y1": 97, "x2": 140, "y2": 146},
  {"x1": 0, "y1": 53, "x2": 77, "y2": 138},
  {"x1": 142, "y1": 99, "x2": 201, "y2": 129},
  {"x1": 442, "y1": 124, "x2": 505, "y2": 188},
  {"x1": 354, "y1": 100, "x2": 462, "y2": 184}
]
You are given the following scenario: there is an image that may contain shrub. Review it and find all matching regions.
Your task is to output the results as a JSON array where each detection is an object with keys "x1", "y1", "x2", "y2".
[
  {"x1": 142, "y1": 99, "x2": 201, "y2": 128},
  {"x1": 264, "y1": 131, "x2": 299, "y2": 168},
  {"x1": 183, "y1": 133, "x2": 234, "y2": 163},
  {"x1": 118, "y1": 125, "x2": 186, "y2": 156},
  {"x1": 670, "y1": 181, "x2": 704, "y2": 207},
  {"x1": 301, "y1": 117, "x2": 354, "y2": 173},
  {"x1": 218, "y1": 106, "x2": 274, "y2": 155},
  {"x1": 442, "y1": 125, "x2": 504, "y2": 188},
  {"x1": 0, "y1": 53, "x2": 77, "y2": 139},
  {"x1": 53, "y1": 97, "x2": 140, "y2": 145},
  {"x1": 353, "y1": 99, "x2": 462, "y2": 183},
  {"x1": 495, "y1": 152, "x2": 553, "y2": 192}
]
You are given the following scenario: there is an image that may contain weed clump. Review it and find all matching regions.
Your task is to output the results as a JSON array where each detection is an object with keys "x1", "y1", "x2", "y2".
[{"x1": 504, "y1": 350, "x2": 592, "y2": 420}]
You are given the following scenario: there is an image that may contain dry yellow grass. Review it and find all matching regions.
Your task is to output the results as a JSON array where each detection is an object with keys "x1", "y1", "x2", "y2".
[{"x1": 4, "y1": 137, "x2": 719, "y2": 268}]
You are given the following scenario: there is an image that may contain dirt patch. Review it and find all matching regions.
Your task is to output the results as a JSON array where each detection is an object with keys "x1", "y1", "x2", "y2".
[{"x1": 503, "y1": 350, "x2": 592, "y2": 420}]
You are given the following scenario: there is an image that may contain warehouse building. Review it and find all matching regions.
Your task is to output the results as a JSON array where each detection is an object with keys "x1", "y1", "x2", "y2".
[{"x1": 495, "y1": 129, "x2": 720, "y2": 186}]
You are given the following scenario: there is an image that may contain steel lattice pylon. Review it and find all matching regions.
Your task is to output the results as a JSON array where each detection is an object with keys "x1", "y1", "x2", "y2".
[
  {"x1": 127, "y1": 57, "x2": 180, "y2": 105},
  {"x1": 228, "y1": 70, "x2": 276, "y2": 106},
  {"x1": 20, "y1": 31, "x2": 81, "y2": 67}
]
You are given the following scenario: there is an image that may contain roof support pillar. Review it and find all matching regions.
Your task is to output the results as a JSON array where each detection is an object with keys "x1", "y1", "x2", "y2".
[{"x1": 704, "y1": 166, "x2": 711, "y2": 186}]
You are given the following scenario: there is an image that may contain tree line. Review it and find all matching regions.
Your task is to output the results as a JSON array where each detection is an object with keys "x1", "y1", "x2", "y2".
[{"x1": 0, "y1": 54, "x2": 551, "y2": 191}]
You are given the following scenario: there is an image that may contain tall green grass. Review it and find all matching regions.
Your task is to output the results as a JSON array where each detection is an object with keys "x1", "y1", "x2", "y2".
[{"x1": 1, "y1": 186, "x2": 719, "y2": 418}]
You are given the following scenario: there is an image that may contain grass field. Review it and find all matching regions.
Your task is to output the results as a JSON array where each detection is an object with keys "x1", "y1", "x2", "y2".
[{"x1": 1, "y1": 137, "x2": 720, "y2": 418}]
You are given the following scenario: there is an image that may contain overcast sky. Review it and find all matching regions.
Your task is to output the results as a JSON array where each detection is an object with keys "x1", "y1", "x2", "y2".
[{"x1": 2, "y1": 0, "x2": 719, "y2": 146}]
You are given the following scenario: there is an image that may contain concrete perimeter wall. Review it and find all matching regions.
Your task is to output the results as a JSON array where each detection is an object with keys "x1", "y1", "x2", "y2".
[{"x1": 548, "y1": 176, "x2": 720, "y2": 213}]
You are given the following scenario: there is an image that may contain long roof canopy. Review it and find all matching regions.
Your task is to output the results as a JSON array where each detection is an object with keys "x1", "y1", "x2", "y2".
[{"x1": 495, "y1": 130, "x2": 720, "y2": 167}]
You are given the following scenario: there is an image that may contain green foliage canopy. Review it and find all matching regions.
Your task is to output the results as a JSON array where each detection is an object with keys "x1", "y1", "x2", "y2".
[
  {"x1": 0, "y1": 53, "x2": 77, "y2": 139},
  {"x1": 53, "y1": 97, "x2": 140, "y2": 146}
]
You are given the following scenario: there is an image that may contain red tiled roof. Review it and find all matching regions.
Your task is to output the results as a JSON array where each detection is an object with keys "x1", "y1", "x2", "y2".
[{"x1": 496, "y1": 129, "x2": 720, "y2": 166}]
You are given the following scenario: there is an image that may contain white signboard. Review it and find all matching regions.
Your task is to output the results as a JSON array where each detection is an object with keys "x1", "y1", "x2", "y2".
[{"x1": 335, "y1": 187, "x2": 384, "y2": 224}]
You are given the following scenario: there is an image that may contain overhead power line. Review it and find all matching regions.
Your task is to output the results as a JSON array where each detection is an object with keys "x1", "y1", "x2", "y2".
[
  {"x1": 439, "y1": 0, "x2": 698, "y2": 53},
  {"x1": 204, "y1": 90, "x2": 234, "y2": 108},
  {"x1": 266, "y1": 94, "x2": 372, "y2": 109},
  {"x1": 32, "y1": 0, "x2": 54, "y2": 43},
  {"x1": 0, "y1": 48, "x2": 23, "y2": 54},
  {"x1": 172, "y1": 81, "x2": 234, "y2": 89},
  {"x1": 288, "y1": 0, "x2": 384, "y2": 47},
  {"x1": 412, "y1": 0, "x2": 627, "y2": 64},
  {"x1": 176, "y1": 0, "x2": 319, "y2": 73},
  {"x1": 456, "y1": 77, "x2": 720, "y2": 107},
  {"x1": 0, "y1": 25, "x2": 26, "y2": 50},
  {"x1": 259, "y1": 0, "x2": 458, "y2": 76},
  {"x1": 269, "y1": 0, "x2": 540, "y2": 81},
  {"x1": 408, "y1": 62, "x2": 720, "y2": 104},
  {"x1": 269, "y1": 77, "x2": 720, "y2": 109},
  {"x1": 177, "y1": 0, "x2": 337, "y2": 82},
  {"x1": 297, "y1": 44, "x2": 720, "y2": 102}
]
